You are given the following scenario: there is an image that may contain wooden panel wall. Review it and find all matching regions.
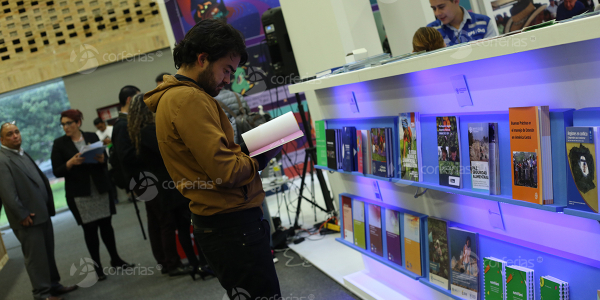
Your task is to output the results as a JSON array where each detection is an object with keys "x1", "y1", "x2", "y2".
[{"x1": 0, "y1": 0, "x2": 169, "y2": 93}]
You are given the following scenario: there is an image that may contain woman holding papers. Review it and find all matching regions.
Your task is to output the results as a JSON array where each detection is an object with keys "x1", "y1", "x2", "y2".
[{"x1": 51, "y1": 109, "x2": 132, "y2": 281}]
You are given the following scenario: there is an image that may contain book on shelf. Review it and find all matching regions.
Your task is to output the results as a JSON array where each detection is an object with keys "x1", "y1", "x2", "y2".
[
  {"x1": 449, "y1": 227, "x2": 479, "y2": 300},
  {"x1": 437, "y1": 116, "x2": 462, "y2": 188},
  {"x1": 428, "y1": 217, "x2": 450, "y2": 290},
  {"x1": 509, "y1": 106, "x2": 553, "y2": 205},
  {"x1": 343, "y1": 126, "x2": 357, "y2": 172},
  {"x1": 337, "y1": 128, "x2": 343, "y2": 169},
  {"x1": 566, "y1": 127, "x2": 600, "y2": 213},
  {"x1": 342, "y1": 196, "x2": 353, "y2": 243},
  {"x1": 371, "y1": 128, "x2": 389, "y2": 177},
  {"x1": 241, "y1": 111, "x2": 304, "y2": 157},
  {"x1": 540, "y1": 275, "x2": 569, "y2": 300},
  {"x1": 468, "y1": 123, "x2": 501, "y2": 195},
  {"x1": 315, "y1": 120, "x2": 327, "y2": 167},
  {"x1": 326, "y1": 129, "x2": 338, "y2": 170},
  {"x1": 404, "y1": 213, "x2": 422, "y2": 276},
  {"x1": 385, "y1": 208, "x2": 402, "y2": 265},
  {"x1": 386, "y1": 127, "x2": 394, "y2": 177},
  {"x1": 399, "y1": 112, "x2": 422, "y2": 182},
  {"x1": 357, "y1": 130, "x2": 364, "y2": 174},
  {"x1": 368, "y1": 204, "x2": 383, "y2": 257},
  {"x1": 505, "y1": 265, "x2": 534, "y2": 300},
  {"x1": 352, "y1": 200, "x2": 367, "y2": 249},
  {"x1": 361, "y1": 130, "x2": 372, "y2": 174},
  {"x1": 483, "y1": 257, "x2": 507, "y2": 300}
]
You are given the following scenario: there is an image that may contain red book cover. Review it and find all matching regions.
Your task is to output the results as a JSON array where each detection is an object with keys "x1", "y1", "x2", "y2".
[{"x1": 342, "y1": 196, "x2": 353, "y2": 243}]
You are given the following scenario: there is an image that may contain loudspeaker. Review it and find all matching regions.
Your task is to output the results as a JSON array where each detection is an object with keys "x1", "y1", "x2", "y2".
[{"x1": 261, "y1": 8, "x2": 299, "y2": 79}]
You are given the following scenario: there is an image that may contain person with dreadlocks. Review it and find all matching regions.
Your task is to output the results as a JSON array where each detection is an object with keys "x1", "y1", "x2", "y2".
[{"x1": 127, "y1": 94, "x2": 214, "y2": 280}]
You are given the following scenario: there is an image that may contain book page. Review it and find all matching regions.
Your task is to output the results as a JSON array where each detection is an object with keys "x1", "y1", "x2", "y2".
[{"x1": 242, "y1": 111, "x2": 302, "y2": 154}]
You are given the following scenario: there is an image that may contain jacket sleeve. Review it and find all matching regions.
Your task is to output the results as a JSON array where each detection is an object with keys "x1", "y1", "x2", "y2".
[
  {"x1": 51, "y1": 139, "x2": 69, "y2": 178},
  {"x1": 0, "y1": 161, "x2": 30, "y2": 222},
  {"x1": 114, "y1": 123, "x2": 139, "y2": 169},
  {"x1": 174, "y1": 91, "x2": 260, "y2": 189},
  {"x1": 141, "y1": 125, "x2": 161, "y2": 156}
]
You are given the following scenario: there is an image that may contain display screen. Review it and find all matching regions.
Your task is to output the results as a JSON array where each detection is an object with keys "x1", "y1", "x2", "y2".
[{"x1": 265, "y1": 24, "x2": 275, "y2": 34}]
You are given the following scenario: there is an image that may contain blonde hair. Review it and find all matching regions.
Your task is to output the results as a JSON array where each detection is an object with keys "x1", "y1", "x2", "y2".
[
  {"x1": 412, "y1": 27, "x2": 446, "y2": 53},
  {"x1": 127, "y1": 94, "x2": 154, "y2": 155}
]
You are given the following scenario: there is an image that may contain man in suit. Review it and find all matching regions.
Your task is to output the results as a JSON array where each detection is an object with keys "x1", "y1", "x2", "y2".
[{"x1": 0, "y1": 122, "x2": 77, "y2": 300}]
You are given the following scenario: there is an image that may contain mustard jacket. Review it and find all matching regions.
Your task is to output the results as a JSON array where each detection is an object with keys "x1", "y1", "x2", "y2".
[{"x1": 144, "y1": 75, "x2": 265, "y2": 216}]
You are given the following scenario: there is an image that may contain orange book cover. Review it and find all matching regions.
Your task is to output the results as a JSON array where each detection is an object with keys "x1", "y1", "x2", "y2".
[
  {"x1": 509, "y1": 106, "x2": 543, "y2": 204},
  {"x1": 404, "y1": 213, "x2": 422, "y2": 276}
]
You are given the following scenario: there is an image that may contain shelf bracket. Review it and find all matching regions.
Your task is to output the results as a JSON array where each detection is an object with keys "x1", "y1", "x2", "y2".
[
  {"x1": 488, "y1": 202, "x2": 506, "y2": 230},
  {"x1": 414, "y1": 187, "x2": 428, "y2": 198},
  {"x1": 350, "y1": 91, "x2": 359, "y2": 113}
]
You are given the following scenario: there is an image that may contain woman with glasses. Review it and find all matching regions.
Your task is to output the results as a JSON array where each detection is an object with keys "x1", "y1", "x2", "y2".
[{"x1": 51, "y1": 109, "x2": 133, "y2": 281}]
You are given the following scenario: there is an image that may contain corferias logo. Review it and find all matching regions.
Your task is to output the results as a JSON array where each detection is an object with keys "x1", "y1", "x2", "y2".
[
  {"x1": 70, "y1": 44, "x2": 99, "y2": 74},
  {"x1": 130, "y1": 172, "x2": 159, "y2": 202}
]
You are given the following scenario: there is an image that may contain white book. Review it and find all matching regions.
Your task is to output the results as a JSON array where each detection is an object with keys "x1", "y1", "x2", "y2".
[{"x1": 241, "y1": 111, "x2": 304, "y2": 157}]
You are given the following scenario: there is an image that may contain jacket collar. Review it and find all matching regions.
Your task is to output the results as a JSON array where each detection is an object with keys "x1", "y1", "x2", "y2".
[
  {"x1": 1, "y1": 144, "x2": 24, "y2": 156},
  {"x1": 1, "y1": 147, "x2": 41, "y2": 186}
]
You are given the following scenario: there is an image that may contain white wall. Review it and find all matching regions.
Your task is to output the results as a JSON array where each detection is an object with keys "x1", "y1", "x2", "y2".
[
  {"x1": 377, "y1": 0, "x2": 436, "y2": 56},
  {"x1": 281, "y1": 0, "x2": 383, "y2": 79},
  {"x1": 63, "y1": 48, "x2": 176, "y2": 132}
]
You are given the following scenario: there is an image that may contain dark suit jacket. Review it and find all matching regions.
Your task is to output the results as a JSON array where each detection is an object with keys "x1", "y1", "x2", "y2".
[
  {"x1": 51, "y1": 131, "x2": 115, "y2": 225},
  {"x1": 112, "y1": 113, "x2": 143, "y2": 184},
  {"x1": 139, "y1": 124, "x2": 189, "y2": 211},
  {"x1": 0, "y1": 148, "x2": 55, "y2": 230}
]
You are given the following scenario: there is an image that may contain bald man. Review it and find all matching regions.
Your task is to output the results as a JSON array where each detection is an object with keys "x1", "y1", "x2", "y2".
[{"x1": 0, "y1": 122, "x2": 77, "y2": 300}]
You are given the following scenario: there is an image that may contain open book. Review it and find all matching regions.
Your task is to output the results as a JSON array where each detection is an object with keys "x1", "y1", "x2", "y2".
[
  {"x1": 242, "y1": 111, "x2": 304, "y2": 157},
  {"x1": 79, "y1": 141, "x2": 106, "y2": 164}
]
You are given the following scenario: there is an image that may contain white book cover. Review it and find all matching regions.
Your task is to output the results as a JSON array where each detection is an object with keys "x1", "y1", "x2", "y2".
[{"x1": 241, "y1": 111, "x2": 304, "y2": 157}]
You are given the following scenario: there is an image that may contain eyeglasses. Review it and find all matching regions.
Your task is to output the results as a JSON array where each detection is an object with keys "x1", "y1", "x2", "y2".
[{"x1": 60, "y1": 121, "x2": 75, "y2": 127}]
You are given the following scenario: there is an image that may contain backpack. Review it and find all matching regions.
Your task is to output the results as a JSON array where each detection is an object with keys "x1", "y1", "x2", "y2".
[{"x1": 217, "y1": 93, "x2": 268, "y2": 143}]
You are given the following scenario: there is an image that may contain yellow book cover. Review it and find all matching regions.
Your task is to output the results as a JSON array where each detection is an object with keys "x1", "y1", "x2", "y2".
[
  {"x1": 509, "y1": 106, "x2": 543, "y2": 204},
  {"x1": 404, "y1": 213, "x2": 422, "y2": 276}
]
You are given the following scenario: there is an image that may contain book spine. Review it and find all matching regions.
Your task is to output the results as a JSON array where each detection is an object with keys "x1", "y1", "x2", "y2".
[
  {"x1": 352, "y1": 127, "x2": 358, "y2": 172},
  {"x1": 416, "y1": 113, "x2": 423, "y2": 182},
  {"x1": 357, "y1": 131, "x2": 364, "y2": 174},
  {"x1": 540, "y1": 106, "x2": 554, "y2": 204}
]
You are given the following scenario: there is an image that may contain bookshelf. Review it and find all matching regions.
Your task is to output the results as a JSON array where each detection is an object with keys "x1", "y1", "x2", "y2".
[
  {"x1": 339, "y1": 193, "x2": 600, "y2": 299},
  {"x1": 289, "y1": 14, "x2": 600, "y2": 300}
]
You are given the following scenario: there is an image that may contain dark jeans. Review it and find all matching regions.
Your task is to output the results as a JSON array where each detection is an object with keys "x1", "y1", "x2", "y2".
[
  {"x1": 193, "y1": 207, "x2": 281, "y2": 300},
  {"x1": 145, "y1": 200, "x2": 181, "y2": 271},
  {"x1": 170, "y1": 206, "x2": 208, "y2": 268}
]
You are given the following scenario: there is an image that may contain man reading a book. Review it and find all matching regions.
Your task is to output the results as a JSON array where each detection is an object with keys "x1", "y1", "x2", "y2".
[{"x1": 143, "y1": 19, "x2": 282, "y2": 300}]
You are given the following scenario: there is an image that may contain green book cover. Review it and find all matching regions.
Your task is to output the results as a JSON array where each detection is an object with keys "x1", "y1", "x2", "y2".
[
  {"x1": 315, "y1": 120, "x2": 327, "y2": 166},
  {"x1": 484, "y1": 258, "x2": 504, "y2": 300},
  {"x1": 506, "y1": 266, "x2": 528, "y2": 300},
  {"x1": 352, "y1": 200, "x2": 366, "y2": 249},
  {"x1": 540, "y1": 277, "x2": 561, "y2": 300}
]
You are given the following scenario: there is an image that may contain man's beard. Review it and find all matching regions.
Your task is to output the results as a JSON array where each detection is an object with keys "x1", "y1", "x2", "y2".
[{"x1": 196, "y1": 67, "x2": 222, "y2": 97}]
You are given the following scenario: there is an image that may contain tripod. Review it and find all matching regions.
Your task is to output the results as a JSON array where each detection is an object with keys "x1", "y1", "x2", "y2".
[{"x1": 292, "y1": 92, "x2": 335, "y2": 229}]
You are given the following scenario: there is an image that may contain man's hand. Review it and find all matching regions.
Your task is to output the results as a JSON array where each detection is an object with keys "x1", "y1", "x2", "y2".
[
  {"x1": 66, "y1": 153, "x2": 85, "y2": 170},
  {"x1": 102, "y1": 137, "x2": 112, "y2": 145},
  {"x1": 94, "y1": 153, "x2": 105, "y2": 164},
  {"x1": 20, "y1": 213, "x2": 35, "y2": 227},
  {"x1": 264, "y1": 146, "x2": 283, "y2": 162}
]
